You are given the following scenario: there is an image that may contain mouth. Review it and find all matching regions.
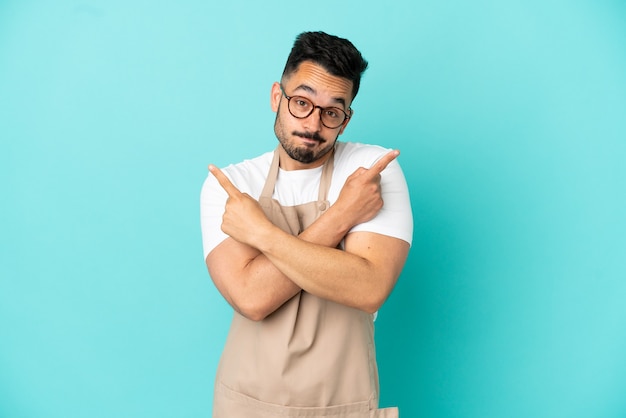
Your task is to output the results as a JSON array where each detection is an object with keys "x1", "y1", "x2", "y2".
[{"x1": 294, "y1": 132, "x2": 325, "y2": 145}]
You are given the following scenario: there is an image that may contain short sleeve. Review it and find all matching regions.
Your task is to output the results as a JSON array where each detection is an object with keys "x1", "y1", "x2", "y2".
[
  {"x1": 200, "y1": 173, "x2": 229, "y2": 260},
  {"x1": 349, "y1": 158, "x2": 413, "y2": 246}
]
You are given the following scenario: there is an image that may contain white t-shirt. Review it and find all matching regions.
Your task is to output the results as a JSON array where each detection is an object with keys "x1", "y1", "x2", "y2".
[{"x1": 200, "y1": 141, "x2": 413, "y2": 260}]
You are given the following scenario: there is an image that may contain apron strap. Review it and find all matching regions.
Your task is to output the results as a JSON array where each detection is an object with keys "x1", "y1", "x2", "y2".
[
  {"x1": 260, "y1": 148, "x2": 281, "y2": 200},
  {"x1": 318, "y1": 147, "x2": 334, "y2": 202}
]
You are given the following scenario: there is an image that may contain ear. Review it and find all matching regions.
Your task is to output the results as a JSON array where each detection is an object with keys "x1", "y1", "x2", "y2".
[
  {"x1": 338, "y1": 108, "x2": 353, "y2": 135},
  {"x1": 270, "y1": 82, "x2": 282, "y2": 112}
]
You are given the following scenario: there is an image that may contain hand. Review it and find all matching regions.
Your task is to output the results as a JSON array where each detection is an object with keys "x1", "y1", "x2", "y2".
[
  {"x1": 332, "y1": 149, "x2": 399, "y2": 228},
  {"x1": 208, "y1": 164, "x2": 273, "y2": 248}
]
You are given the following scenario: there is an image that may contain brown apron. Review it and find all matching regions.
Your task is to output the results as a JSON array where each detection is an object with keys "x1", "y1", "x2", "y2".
[{"x1": 213, "y1": 148, "x2": 399, "y2": 418}]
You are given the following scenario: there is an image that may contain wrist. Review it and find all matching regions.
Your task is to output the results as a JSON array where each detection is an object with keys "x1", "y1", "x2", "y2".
[
  {"x1": 323, "y1": 204, "x2": 353, "y2": 238},
  {"x1": 255, "y1": 222, "x2": 285, "y2": 253}
]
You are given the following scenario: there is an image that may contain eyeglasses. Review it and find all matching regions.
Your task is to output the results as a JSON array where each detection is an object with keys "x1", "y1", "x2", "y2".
[{"x1": 280, "y1": 85, "x2": 351, "y2": 129}]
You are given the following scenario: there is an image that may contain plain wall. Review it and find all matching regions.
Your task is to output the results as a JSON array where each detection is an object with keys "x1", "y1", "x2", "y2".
[{"x1": 1, "y1": 1, "x2": 625, "y2": 417}]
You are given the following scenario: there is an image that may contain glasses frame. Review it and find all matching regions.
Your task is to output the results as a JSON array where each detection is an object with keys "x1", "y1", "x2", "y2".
[{"x1": 280, "y1": 85, "x2": 351, "y2": 129}]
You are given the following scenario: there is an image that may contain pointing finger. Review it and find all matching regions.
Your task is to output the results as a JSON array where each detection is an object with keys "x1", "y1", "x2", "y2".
[
  {"x1": 368, "y1": 149, "x2": 400, "y2": 176},
  {"x1": 208, "y1": 164, "x2": 240, "y2": 196}
]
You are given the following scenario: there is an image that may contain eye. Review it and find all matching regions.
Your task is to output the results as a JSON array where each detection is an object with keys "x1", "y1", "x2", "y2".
[
  {"x1": 294, "y1": 98, "x2": 311, "y2": 109},
  {"x1": 324, "y1": 108, "x2": 342, "y2": 119}
]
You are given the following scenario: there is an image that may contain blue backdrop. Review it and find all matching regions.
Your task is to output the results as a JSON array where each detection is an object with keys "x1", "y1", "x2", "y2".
[{"x1": 1, "y1": 1, "x2": 625, "y2": 417}]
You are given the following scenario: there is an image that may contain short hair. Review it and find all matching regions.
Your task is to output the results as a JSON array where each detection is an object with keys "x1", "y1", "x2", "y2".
[{"x1": 281, "y1": 31, "x2": 369, "y2": 100}]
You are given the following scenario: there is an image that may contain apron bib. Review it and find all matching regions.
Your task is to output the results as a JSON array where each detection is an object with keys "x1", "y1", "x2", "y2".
[{"x1": 213, "y1": 148, "x2": 399, "y2": 418}]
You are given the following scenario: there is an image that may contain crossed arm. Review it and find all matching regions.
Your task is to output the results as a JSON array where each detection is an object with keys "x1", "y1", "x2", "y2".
[{"x1": 205, "y1": 150, "x2": 410, "y2": 321}]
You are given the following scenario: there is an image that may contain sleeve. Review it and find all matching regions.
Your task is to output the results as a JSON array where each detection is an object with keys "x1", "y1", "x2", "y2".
[
  {"x1": 349, "y1": 158, "x2": 413, "y2": 246},
  {"x1": 200, "y1": 173, "x2": 229, "y2": 260}
]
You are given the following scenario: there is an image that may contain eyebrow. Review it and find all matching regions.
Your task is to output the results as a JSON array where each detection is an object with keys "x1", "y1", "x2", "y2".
[{"x1": 292, "y1": 84, "x2": 347, "y2": 108}]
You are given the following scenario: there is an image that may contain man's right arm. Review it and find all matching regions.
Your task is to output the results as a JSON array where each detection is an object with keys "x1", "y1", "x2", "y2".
[
  {"x1": 206, "y1": 205, "x2": 355, "y2": 321},
  {"x1": 205, "y1": 150, "x2": 397, "y2": 321}
]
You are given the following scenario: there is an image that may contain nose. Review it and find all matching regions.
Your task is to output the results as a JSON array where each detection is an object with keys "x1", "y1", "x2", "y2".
[{"x1": 302, "y1": 107, "x2": 323, "y2": 132}]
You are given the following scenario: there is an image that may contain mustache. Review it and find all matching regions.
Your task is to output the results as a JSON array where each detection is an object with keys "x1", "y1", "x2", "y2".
[{"x1": 293, "y1": 131, "x2": 325, "y2": 142}]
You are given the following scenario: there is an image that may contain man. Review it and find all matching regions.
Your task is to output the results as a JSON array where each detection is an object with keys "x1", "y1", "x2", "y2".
[{"x1": 200, "y1": 31, "x2": 412, "y2": 418}]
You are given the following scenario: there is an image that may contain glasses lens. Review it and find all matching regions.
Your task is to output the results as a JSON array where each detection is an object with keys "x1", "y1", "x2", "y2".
[
  {"x1": 288, "y1": 96, "x2": 313, "y2": 118},
  {"x1": 320, "y1": 107, "x2": 346, "y2": 128}
]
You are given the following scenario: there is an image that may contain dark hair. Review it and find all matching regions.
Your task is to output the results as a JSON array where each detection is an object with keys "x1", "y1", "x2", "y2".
[{"x1": 281, "y1": 31, "x2": 369, "y2": 100}]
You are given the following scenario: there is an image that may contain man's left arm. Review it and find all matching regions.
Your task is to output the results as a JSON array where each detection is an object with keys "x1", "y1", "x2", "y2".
[
  {"x1": 209, "y1": 153, "x2": 411, "y2": 313},
  {"x1": 258, "y1": 229, "x2": 409, "y2": 313}
]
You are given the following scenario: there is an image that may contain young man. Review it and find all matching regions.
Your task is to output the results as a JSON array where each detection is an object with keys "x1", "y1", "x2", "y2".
[{"x1": 200, "y1": 31, "x2": 412, "y2": 418}]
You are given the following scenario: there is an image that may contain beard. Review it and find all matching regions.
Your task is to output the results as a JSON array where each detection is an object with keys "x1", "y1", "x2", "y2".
[{"x1": 274, "y1": 112, "x2": 338, "y2": 164}]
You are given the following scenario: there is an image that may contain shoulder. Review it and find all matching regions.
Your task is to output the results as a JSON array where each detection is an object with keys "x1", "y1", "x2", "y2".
[
  {"x1": 203, "y1": 151, "x2": 273, "y2": 197},
  {"x1": 335, "y1": 141, "x2": 391, "y2": 165},
  {"x1": 224, "y1": 151, "x2": 273, "y2": 186},
  {"x1": 333, "y1": 141, "x2": 401, "y2": 176}
]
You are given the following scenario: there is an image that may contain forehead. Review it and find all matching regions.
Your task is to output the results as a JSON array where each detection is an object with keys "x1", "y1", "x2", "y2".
[{"x1": 284, "y1": 61, "x2": 353, "y2": 107}]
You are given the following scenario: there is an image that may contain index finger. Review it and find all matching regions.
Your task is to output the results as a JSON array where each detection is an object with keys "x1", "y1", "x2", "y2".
[
  {"x1": 208, "y1": 164, "x2": 241, "y2": 196},
  {"x1": 368, "y1": 149, "x2": 400, "y2": 176}
]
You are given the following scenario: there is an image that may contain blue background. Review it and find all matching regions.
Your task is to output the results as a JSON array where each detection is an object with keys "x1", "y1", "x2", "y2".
[{"x1": 1, "y1": 1, "x2": 625, "y2": 417}]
